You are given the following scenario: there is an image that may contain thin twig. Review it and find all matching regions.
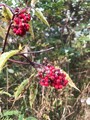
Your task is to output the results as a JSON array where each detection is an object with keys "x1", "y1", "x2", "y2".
[
  {"x1": 6, "y1": 67, "x2": 9, "y2": 110},
  {"x1": 8, "y1": 59, "x2": 30, "y2": 65},
  {"x1": 20, "y1": 54, "x2": 44, "y2": 68},
  {"x1": 20, "y1": 47, "x2": 54, "y2": 55},
  {"x1": 21, "y1": 54, "x2": 35, "y2": 67}
]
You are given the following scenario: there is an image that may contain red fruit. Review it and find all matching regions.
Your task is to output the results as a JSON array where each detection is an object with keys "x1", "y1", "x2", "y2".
[
  {"x1": 12, "y1": 8, "x2": 31, "y2": 36},
  {"x1": 37, "y1": 65, "x2": 68, "y2": 89},
  {"x1": 24, "y1": 23, "x2": 30, "y2": 31},
  {"x1": 19, "y1": 14, "x2": 26, "y2": 19},
  {"x1": 14, "y1": 18, "x2": 20, "y2": 24},
  {"x1": 13, "y1": 28, "x2": 17, "y2": 33},
  {"x1": 19, "y1": 9, "x2": 27, "y2": 14}
]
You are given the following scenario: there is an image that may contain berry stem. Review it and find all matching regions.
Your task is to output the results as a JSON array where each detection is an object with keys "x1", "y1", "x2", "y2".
[
  {"x1": 20, "y1": 54, "x2": 36, "y2": 67},
  {"x1": 20, "y1": 54, "x2": 44, "y2": 68},
  {"x1": 2, "y1": 14, "x2": 15, "y2": 53}
]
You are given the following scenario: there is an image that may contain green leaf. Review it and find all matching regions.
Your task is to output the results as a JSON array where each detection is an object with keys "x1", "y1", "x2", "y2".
[
  {"x1": 18, "y1": 114, "x2": 24, "y2": 120},
  {"x1": 0, "y1": 90, "x2": 12, "y2": 97},
  {"x1": 2, "y1": 6, "x2": 13, "y2": 20},
  {"x1": 14, "y1": 79, "x2": 28, "y2": 99},
  {"x1": 15, "y1": 73, "x2": 35, "y2": 99},
  {"x1": 3, "y1": 110, "x2": 19, "y2": 117},
  {"x1": 29, "y1": 21, "x2": 35, "y2": 39},
  {"x1": 29, "y1": 83, "x2": 38, "y2": 108},
  {"x1": 0, "y1": 49, "x2": 20, "y2": 72},
  {"x1": 26, "y1": 117, "x2": 37, "y2": 120},
  {"x1": 35, "y1": 8, "x2": 50, "y2": 27},
  {"x1": 0, "y1": 26, "x2": 6, "y2": 39},
  {"x1": 7, "y1": 68, "x2": 14, "y2": 74}
]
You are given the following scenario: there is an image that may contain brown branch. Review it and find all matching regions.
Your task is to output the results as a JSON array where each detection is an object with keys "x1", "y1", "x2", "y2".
[
  {"x1": 20, "y1": 54, "x2": 44, "y2": 68},
  {"x1": 8, "y1": 59, "x2": 30, "y2": 65},
  {"x1": 20, "y1": 47, "x2": 54, "y2": 54},
  {"x1": 2, "y1": 14, "x2": 15, "y2": 53}
]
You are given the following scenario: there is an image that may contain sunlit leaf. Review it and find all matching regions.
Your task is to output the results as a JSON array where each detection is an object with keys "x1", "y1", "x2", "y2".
[
  {"x1": 43, "y1": 114, "x2": 50, "y2": 120},
  {"x1": 0, "y1": 49, "x2": 21, "y2": 72},
  {"x1": 29, "y1": 21, "x2": 34, "y2": 39},
  {"x1": 35, "y1": 8, "x2": 50, "y2": 27},
  {"x1": 31, "y1": 0, "x2": 39, "y2": 7},
  {"x1": 0, "y1": 26, "x2": 6, "y2": 39},
  {"x1": 63, "y1": 70, "x2": 80, "y2": 92},
  {"x1": 2, "y1": 6, "x2": 13, "y2": 20},
  {"x1": 19, "y1": 44, "x2": 23, "y2": 50}
]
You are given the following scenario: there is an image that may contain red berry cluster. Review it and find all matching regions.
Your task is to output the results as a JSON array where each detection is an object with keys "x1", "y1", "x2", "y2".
[
  {"x1": 37, "y1": 65, "x2": 68, "y2": 89},
  {"x1": 12, "y1": 8, "x2": 31, "y2": 36}
]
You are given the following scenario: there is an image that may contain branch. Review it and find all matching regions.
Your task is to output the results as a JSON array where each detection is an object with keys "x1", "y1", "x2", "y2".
[
  {"x1": 20, "y1": 54, "x2": 36, "y2": 67},
  {"x1": 20, "y1": 47, "x2": 54, "y2": 55},
  {"x1": 2, "y1": 14, "x2": 15, "y2": 53},
  {"x1": 20, "y1": 54, "x2": 44, "y2": 68},
  {"x1": 8, "y1": 59, "x2": 30, "y2": 65}
]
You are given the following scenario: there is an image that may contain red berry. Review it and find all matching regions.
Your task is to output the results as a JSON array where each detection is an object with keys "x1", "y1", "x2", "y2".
[
  {"x1": 37, "y1": 65, "x2": 68, "y2": 89},
  {"x1": 12, "y1": 8, "x2": 31, "y2": 36}
]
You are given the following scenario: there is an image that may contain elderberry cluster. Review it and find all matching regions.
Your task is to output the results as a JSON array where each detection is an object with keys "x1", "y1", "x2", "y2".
[
  {"x1": 12, "y1": 8, "x2": 31, "y2": 36},
  {"x1": 37, "y1": 65, "x2": 68, "y2": 89}
]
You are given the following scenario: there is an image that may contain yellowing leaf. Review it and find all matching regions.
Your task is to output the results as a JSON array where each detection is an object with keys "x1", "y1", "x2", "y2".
[
  {"x1": 63, "y1": 70, "x2": 80, "y2": 92},
  {"x1": 2, "y1": 6, "x2": 13, "y2": 20},
  {"x1": 15, "y1": 79, "x2": 29, "y2": 99},
  {"x1": 0, "y1": 49, "x2": 20, "y2": 72},
  {"x1": 35, "y1": 8, "x2": 50, "y2": 27},
  {"x1": 29, "y1": 83, "x2": 38, "y2": 108},
  {"x1": 0, "y1": 26, "x2": 6, "y2": 39},
  {"x1": 29, "y1": 21, "x2": 34, "y2": 39},
  {"x1": 15, "y1": 73, "x2": 35, "y2": 99},
  {"x1": 19, "y1": 44, "x2": 23, "y2": 50}
]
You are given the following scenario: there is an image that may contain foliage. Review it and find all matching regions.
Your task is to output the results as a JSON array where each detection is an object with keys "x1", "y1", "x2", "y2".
[{"x1": 0, "y1": 0, "x2": 89, "y2": 120}]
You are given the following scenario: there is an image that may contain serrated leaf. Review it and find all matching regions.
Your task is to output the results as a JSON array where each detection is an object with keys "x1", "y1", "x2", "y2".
[
  {"x1": 35, "y1": 8, "x2": 50, "y2": 27},
  {"x1": 29, "y1": 83, "x2": 38, "y2": 108},
  {"x1": 14, "y1": 79, "x2": 28, "y2": 99},
  {"x1": 63, "y1": 70, "x2": 80, "y2": 92},
  {"x1": 29, "y1": 21, "x2": 34, "y2": 39},
  {"x1": 0, "y1": 26, "x2": 6, "y2": 39},
  {"x1": 0, "y1": 49, "x2": 20, "y2": 72},
  {"x1": 2, "y1": 6, "x2": 13, "y2": 20}
]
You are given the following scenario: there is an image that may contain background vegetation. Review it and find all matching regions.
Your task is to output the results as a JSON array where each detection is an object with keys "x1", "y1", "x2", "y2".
[{"x1": 0, "y1": 0, "x2": 90, "y2": 120}]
